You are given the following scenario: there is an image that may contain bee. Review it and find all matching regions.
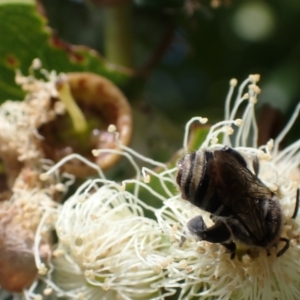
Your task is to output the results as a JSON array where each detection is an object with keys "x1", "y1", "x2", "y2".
[{"x1": 176, "y1": 146, "x2": 299, "y2": 258}]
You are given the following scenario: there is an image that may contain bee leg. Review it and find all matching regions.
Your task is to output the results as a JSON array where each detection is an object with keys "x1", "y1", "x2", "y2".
[
  {"x1": 221, "y1": 242, "x2": 236, "y2": 259},
  {"x1": 291, "y1": 188, "x2": 300, "y2": 219},
  {"x1": 180, "y1": 215, "x2": 207, "y2": 247},
  {"x1": 186, "y1": 215, "x2": 207, "y2": 238},
  {"x1": 179, "y1": 216, "x2": 207, "y2": 247},
  {"x1": 187, "y1": 217, "x2": 235, "y2": 258},
  {"x1": 276, "y1": 237, "x2": 290, "y2": 257}
]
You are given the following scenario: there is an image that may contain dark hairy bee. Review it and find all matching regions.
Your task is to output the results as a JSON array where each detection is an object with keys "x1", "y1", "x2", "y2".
[{"x1": 176, "y1": 146, "x2": 299, "y2": 258}]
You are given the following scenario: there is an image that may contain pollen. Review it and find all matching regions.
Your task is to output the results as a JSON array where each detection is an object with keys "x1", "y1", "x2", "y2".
[
  {"x1": 55, "y1": 183, "x2": 66, "y2": 192},
  {"x1": 249, "y1": 74, "x2": 260, "y2": 83},
  {"x1": 197, "y1": 246, "x2": 206, "y2": 254},
  {"x1": 90, "y1": 214, "x2": 98, "y2": 221},
  {"x1": 84, "y1": 270, "x2": 95, "y2": 279},
  {"x1": 171, "y1": 224, "x2": 178, "y2": 233},
  {"x1": 38, "y1": 263, "x2": 48, "y2": 275},
  {"x1": 161, "y1": 260, "x2": 169, "y2": 269},
  {"x1": 31, "y1": 58, "x2": 42, "y2": 69},
  {"x1": 75, "y1": 237, "x2": 84, "y2": 247},
  {"x1": 234, "y1": 118, "x2": 243, "y2": 126},
  {"x1": 185, "y1": 266, "x2": 193, "y2": 273},
  {"x1": 107, "y1": 124, "x2": 117, "y2": 133},
  {"x1": 170, "y1": 234, "x2": 176, "y2": 242},
  {"x1": 267, "y1": 139, "x2": 274, "y2": 151},
  {"x1": 77, "y1": 194, "x2": 87, "y2": 203},
  {"x1": 268, "y1": 183, "x2": 278, "y2": 192},
  {"x1": 143, "y1": 174, "x2": 151, "y2": 183},
  {"x1": 258, "y1": 151, "x2": 272, "y2": 161},
  {"x1": 76, "y1": 293, "x2": 85, "y2": 300},
  {"x1": 119, "y1": 182, "x2": 126, "y2": 191},
  {"x1": 200, "y1": 117, "x2": 208, "y2": 124},
  {"x1": 248, "y1": 84, "x2": 261, "y2": 94},
  {"x1": 39, "y1": 173, "x2": 49, "y2": 181},
  {"x1": 92, "y1": 149, "x2": 100, "y2": 156},
  {"x1": 223, "y1": 126, "x2": 234, "y2": 135},
  {"x1": 54, "y1": 101, "x2": 66, "y2": 115},
  {"x1": 43, "y1": 287, "x2": 53, "y2": 296},
  {"x1": 230, "y1": 78, "x2": 238, "y2": 87},
  {"x1": 210, "y1": 137, "x2": 219, "y2": 144},
  {"x1": 242, "y1": 93, "x2": 250, "y2": 100},
  {"x1": 179, "y1": 260, "x2": 187, "y2": 268},
  {"x1": 153, "y1": 265, "x2": 162, "y2": 274},
  {"x1": 53, "y1": 249, "x2": 64, "y2": 257}
]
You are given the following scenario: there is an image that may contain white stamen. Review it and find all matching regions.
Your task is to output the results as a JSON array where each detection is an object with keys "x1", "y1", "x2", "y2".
[{"x1": 108, "y1": 124, "x2": 117, "y2": 133}]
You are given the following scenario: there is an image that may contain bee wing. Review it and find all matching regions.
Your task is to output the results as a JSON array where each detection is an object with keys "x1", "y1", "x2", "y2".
[{"x1": 213, "y1": 149, "x2": 272, "y2": 243}]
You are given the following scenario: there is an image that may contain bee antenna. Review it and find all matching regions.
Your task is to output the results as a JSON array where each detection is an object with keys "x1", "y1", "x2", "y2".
[{"x1": 291, "y1": 188, "x2": 300, "y2": 219}]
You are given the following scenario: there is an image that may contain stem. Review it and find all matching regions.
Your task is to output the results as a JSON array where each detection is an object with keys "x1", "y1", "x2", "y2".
[
  {"x1": 104, "y1": 1, "x2": 134, "y2": 68},
  {"x1": 56, "y1": 78, "x2": 88, "y2": 133}
]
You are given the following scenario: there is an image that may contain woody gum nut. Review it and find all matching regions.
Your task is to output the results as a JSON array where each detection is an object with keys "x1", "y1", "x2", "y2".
[
  {"x1": 0, "y1": 204, "x2": 49, "y2": 292},
  {"x1": 0, "y1": 242, "x2": 37, "y2": 293},
  {"x1": 69, "y1": 72, "x2": 132, "y2": 172},
  {"x1": 40, "y1": 72, "x2": 132, "y2": 177}
]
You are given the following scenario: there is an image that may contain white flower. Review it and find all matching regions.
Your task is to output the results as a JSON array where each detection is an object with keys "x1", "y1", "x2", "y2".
[
  {"x1": 26, "y1": 74, "x2": 300, "y2": 300},
  {"x1": 42, "y1": 154, "x2": 175, "y2": 300}
]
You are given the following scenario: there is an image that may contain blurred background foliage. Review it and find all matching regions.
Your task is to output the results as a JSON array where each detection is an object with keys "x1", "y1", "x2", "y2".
[
  {"x1": 39, "y1": 0, "x2": 300, "y2": 151},
  {"x1": 1, "y1": 0, "x2": 300, "y2": 161}
]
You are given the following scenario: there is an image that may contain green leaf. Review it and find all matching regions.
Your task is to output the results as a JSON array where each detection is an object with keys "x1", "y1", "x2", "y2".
[{"x1": 0, "y1": 0, "x2": 131, "y2": 102}]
